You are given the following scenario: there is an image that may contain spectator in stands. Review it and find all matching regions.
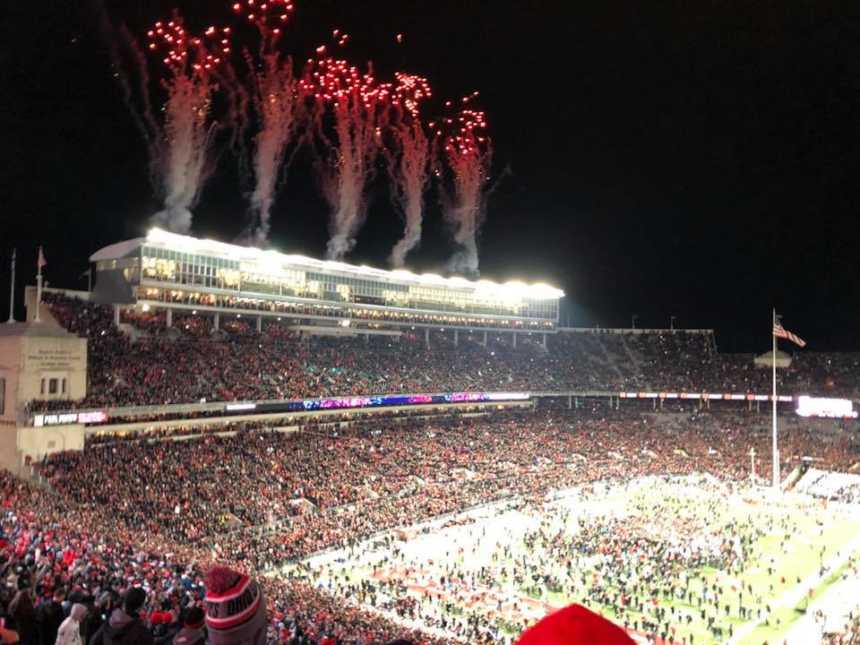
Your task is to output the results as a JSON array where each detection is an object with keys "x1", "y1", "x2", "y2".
[
  {"x1": 35, "y1": 591, "x2": 64, "y2": 645},
  {"x1": 32, "y1": 293, "x2": 860, "y2": 414},
  {"x1": 168, "y1": 607, "x2": 204, "y2": 645},
  {"x1": 8, "y1": 581, "x2": 35, "y2": 645},
  {"x1": 89, "y1": 589, "x2": 152, "y2": 645}
]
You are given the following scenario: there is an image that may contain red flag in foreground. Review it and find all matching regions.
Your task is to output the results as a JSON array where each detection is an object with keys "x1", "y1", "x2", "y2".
[
  {"x1": 517, "y1": 604, "x2": 635, "y2": 645},
  {"x1": 773, "y1": 322, "x2": 806, "y2": 348}
]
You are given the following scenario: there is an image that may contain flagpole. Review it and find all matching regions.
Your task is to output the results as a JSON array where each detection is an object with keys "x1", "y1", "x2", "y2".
[
  {"x1": 772, "y1": 308, "x2": 779, "y2": 491},
  {"x1": 35, "y1": 247, "x2": 43, "y2": 323},
  {"x1": 7, "y1": 249, "x2": 15, "y2": 324}
]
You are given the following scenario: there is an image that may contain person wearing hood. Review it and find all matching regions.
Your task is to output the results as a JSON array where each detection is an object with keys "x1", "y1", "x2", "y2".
[
  {"x1": 55, "y1": 604, "x2": 87, "y2": 645},
  {"x1": 88, "y1": 589, "x2": 152, "y2": 645}
]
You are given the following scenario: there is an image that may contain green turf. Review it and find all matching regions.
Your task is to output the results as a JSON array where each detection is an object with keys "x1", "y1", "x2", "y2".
[{"x1": 294, "y1": 481, "x2": 860, "y2": 645}]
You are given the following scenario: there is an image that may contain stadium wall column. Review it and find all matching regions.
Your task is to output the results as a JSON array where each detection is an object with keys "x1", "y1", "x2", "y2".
[
  {"x1": 256, "y1": 316, "x2": 262, "y2": 332},
  {"x1": 453, "y1": 330, "x2": 458, "y2": 347},
  {"x1": 213, "y1": 313, "x2": 220, "y2": 330},
  {"x1": 512, "y1": 333, "x2": 517, "y2": 349},
  {"x1": 112, "y1": 305, "x2": 120, "y2": 327},
  {"x1": 165, "y1": 308, "x2": 172, "y2": 327},
  {"x1": 425, "y1": 327, "x2": 430, "y2": 348},
  {"x1": 481, "y1": 331, "x2": 487, "y2": 346},
  {"x1": 542, "y1": 333, "x2": 547, "y2": 349}
]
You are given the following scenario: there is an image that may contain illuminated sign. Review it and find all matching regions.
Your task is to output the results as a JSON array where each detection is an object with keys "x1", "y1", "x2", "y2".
[
  {"x1": 617, "y1": 392, "x2": 794, "y2": 403},
  {"x1": 77, "y1": 410, "x2": 109, "y2": 424},
  {"x1": 225, "y1": 403, "x2": 257, "y2": 411},
  {"x1": 33, "y1": 410, "x2": 108, "y2": 427},
  {"x1": 296, "y1": 391, "x2": 530, "y2": 412},
  {"x1": 796, "y1": 396, "x2": 857, "y2": 419}
]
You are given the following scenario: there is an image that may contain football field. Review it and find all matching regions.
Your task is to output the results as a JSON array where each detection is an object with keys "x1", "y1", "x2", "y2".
[{"x1": 278, "y1": 475, "x2": 860, "y2": 644}]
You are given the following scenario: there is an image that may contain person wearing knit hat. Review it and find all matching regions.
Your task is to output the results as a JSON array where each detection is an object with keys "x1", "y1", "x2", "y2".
[
  {"x1": 202, "y1": 568, "x2": 265, "y2": 645},
  {"x1": 516, "y1": 604, "x2": 635, "y2": 645},
  {"x1": 171, "y1": 607, "x2": 205, "y2": 645}
]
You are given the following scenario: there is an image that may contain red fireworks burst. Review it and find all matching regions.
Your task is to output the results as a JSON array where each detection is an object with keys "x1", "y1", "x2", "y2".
[
  {"x1": 300, "y1": 54, "x2": 392, "y2": 259},
  {"x1": 392, "y1": 72, "x2": 432, "y2": 119},
  {"x1": 231, "y1": 0, "x2": 294, "y2": 39},
  {"x1": 384, "y1": 72, "x2": 433, "y2": 267},
  {"x1": 436, "y1": 92, "x2": 492, "y2": 274},
  {"x1": 299, "y1": 56, "x2": 391, "y2": 109},
  {"x1": 444, "y1": 92, "x2": 488, "y2": 157},
  {"x1": 147, "y1": 15, "x2": 232, "y2": 73}
]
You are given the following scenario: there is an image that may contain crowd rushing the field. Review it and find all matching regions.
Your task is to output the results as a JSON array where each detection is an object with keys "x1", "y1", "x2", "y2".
[{"x1": 27, "y1": 294, "x2": 860, "y2": 413}]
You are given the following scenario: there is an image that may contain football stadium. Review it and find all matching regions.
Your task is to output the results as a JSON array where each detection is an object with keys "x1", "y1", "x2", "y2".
[
  {"x1": 4, "y1": 2, "x2": 860, "y2": 643},
  {"x1": 1, "y1": 230, "x2": 859, "y2": 645}
]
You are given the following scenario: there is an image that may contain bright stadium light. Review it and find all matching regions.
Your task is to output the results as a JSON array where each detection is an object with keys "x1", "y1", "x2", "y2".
[{"x1": 144, "y1": 228, "x2": 565, "y2": 301}]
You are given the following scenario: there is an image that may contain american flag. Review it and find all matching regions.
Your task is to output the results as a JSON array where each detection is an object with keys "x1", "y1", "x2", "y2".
[{"x1": 773, "y1": 322, "x2": 806, "y2": 348}]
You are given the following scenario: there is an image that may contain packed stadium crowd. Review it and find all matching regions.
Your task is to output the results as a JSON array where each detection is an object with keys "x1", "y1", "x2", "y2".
[
  {"x1": 26, "y1": 294, "x2": 860, "y2": 413},
  {"x1": 36, "y1": 408, "x2": 860, "y2": 568},
  {"x1": 2, "y1": 404, "x2": 859, "y2": 643},
  {"x1": 0, "y1": 469, "x2": 449, "y2": 645}
]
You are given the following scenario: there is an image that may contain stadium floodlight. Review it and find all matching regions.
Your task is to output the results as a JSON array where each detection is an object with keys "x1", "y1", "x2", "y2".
[{"x1": 145, "y1": 227, "x2": 564, "y2": 301}]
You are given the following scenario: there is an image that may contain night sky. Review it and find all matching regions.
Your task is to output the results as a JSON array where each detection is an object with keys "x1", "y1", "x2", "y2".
[{"x1": 2, "y1": 1, "x2": 859, "y2": 351}]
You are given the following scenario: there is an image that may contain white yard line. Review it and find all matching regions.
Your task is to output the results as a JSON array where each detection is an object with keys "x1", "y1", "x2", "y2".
[{"x1": 729, "y1": 531, "x2": 860, "y2": 645}]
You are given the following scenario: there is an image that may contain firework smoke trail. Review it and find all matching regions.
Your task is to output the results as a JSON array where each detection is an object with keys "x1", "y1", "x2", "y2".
[
  {"x1": 146, "y1": 18, "x2": 231, "y2": 234},
  {"x1": 247, "y1": 56, "x2": 298, "y2": 243},
  {"x1": 230, "y1": 1, "x2": 299, "y2": 245},
  {"x1": 94, "y1": 2, "x2": 164, "y2": 203},
  {"x1": 441, "y1": 96, "x2": 492, "y2": 276},
  {"x1": 301, "y1": 47, "x2": 391, "y2": 260},
  {"x1": 383, "y1": 73, "x2": 432, "y2": 267}
]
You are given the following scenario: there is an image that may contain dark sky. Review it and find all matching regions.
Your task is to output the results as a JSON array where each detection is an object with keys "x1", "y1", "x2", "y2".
[{"x1": 1, "y1": 1, "x2": 859, "y2": 352}]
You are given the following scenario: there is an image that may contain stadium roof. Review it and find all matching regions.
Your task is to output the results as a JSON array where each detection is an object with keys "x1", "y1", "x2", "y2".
[{"x1": 91, "y1": 228, "x2": 565, "y2": 301}]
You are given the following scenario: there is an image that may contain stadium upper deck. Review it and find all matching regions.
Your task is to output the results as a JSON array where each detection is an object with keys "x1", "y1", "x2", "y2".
[{"x1": 90, "y1": 228, "x2": 563, "y2": 333}]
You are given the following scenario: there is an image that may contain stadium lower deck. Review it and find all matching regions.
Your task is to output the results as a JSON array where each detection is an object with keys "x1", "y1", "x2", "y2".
[{"x1": 4, "y1": 294, "x2": 860, "y2": 644}]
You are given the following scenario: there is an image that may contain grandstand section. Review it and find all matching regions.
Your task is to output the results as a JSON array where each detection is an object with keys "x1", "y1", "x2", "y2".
[
  {"x1": 14, "y1": 407, "x2": 860, "y2": 644},
  {"x1": 89, "y1": 228, "x2": 563, "y2": 337}
]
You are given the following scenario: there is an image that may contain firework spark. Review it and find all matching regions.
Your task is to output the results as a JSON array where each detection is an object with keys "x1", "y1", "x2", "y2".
[
  {"x1": 300, "y1": 55, "x2": 391, "y2": 260},
  {"x1": 383, "y1": 73, "x2": 433, "y2": 267},
  {"x1": 440, "y1": 94, "x2": 491, "y2": 276},
  {"x1": 144, "y1": 14, "x2": 231, "y2": 233}
]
